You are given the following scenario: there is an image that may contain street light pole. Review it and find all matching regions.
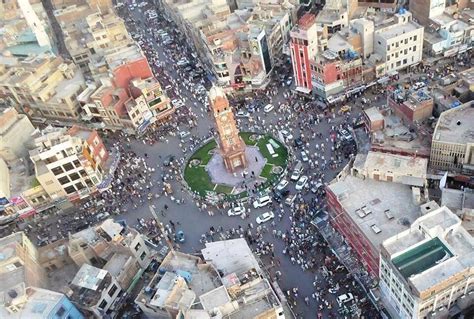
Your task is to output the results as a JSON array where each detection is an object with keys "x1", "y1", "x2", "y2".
[{"x1": 149, "y1": 205, "x2": 175, "y2": 252}]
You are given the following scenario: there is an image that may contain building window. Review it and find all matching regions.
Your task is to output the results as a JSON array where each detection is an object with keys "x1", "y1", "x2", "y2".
[
  {"x1": 63, "y1": 163, "x2": 74, "y2": 171},
  {"x1": 98, "y1": 300, "x2": 108, "y2": 309},
  {"x1": 134, "y1": 243, "x2": 141, "y2": 251},
  {"x1": 140, "y1": 251, "x2": 147, "y2": 260},
  {"x1": 413, "y1": 35, "x2": 417, "y2": 41},
  {"x1": 58, "y1": 176, "x2": 70, "y2": 185},
  {"x1": 73, "y1": 160, "x2": 81, "y2": 167},
  {"x1": 69, "y1": 173, "x2": 80, "y2": 181},
  {"x1": 52, "y1": 167, "x2": 64, "y2": 175},
  {"x1": 413, "y1": 45, "x2": 417, "y2": 52},
  {"x1": 56, "y1": 307, "x2": 66, "y2": 316},
  {"x1": 64, "y1": 186, "x2": 76, "y2": 194},
  {"x1": 108, "y1": 284, "x2": 118, "y2": 297}
]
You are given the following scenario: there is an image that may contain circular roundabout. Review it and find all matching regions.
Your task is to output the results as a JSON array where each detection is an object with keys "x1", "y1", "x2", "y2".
[{"x1": 184, "y1": 132, "x2": 288, "y2": 202}]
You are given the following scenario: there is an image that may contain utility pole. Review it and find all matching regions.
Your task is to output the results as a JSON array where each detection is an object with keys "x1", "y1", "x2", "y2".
[{"x1": 149, "y1": 205, "x2": 174, "y2": 252}]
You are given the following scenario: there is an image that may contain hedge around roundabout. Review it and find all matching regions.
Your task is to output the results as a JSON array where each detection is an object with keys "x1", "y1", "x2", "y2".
[{"x1": 184, "y1": 132, "x2": 288, "y2": 199}]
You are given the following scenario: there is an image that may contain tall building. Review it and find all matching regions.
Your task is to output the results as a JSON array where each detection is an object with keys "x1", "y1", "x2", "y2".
[
  {"x1": 0, "y1": 107, "x2": 35, "y2": 162},
  {"x1": 290, "y1": 13, "x2": 318, "y2": 94},
  {"x1": 209, "y1": 86, "x2": 247, "y2": 172},
  {"x1": 380, "y1": 206, "x2": 474, "y2": 319},
  {"x1": 372, "y1": 11, "x2": 424, "y2": 77},
  {"x1": 0, "y1": 55, "x2": 86, "y2": 121},
  {"x1": 430, "y1": 102, "x2": 474, "y2": 174},
  {"x1": 326, "y1": 153, "x2": 427, "y2": 276},
  {"x1": 29, "y1": 126, "x2": 108, "y2": 202}
]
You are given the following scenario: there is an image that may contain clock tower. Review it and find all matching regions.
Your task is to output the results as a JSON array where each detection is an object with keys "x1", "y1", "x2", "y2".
[{"x1": 209, "y1": 86, "x2": 247, "y2": 172}]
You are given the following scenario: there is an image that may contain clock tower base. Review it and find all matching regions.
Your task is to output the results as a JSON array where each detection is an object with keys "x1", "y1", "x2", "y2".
[{"x1": 222, "y1": 144, "x2": 248, "y2": 173}]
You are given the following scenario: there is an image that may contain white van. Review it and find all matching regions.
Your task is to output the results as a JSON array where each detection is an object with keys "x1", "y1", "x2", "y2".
[
  {"x1": 336, "y1": 293, "x2": 354, "y2": 306},
  {"x1": 253, "y1": 195, "x2": 272, "y2": 208}
]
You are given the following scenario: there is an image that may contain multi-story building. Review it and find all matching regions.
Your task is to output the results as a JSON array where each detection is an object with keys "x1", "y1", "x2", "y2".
[
  {"x1": 326, "y1": 154, "x2": 427, "y2": 277},
  {"x1": 136, "y1": 238, "x2": 288, "y2": 319},
  {"x1": 387, "y1": 86, "x2": 434, "y2": 123},
  {"x1": 315, "y1": 0, "x2": 349, "y2": 34},
  {"x1": 0, "y1": 54, "x2": 86, "y2": 121},
  {"x1": 160, "y1": 0, "x2": 295, "y2": 91},
  {"x1": 67, "y1": 218, "x2": 154, "y2": 318},
  {"x1": 29, "y1": 126, "x2": 108, "y2": 202},
  {"x1": 430, "y1": 101, "x2": 474, "y2": 174},
  {"x1": 0, "y1": 107, "x2": 35, "y2": 162},
  {"x1": 372, "y1": 10, "x2": 424, "y2": 77},
  {"x1": 380, "y1": 206, "x2": 474, "y2": 319},
  {"x1": 290, "y1": 13, "x2": 318, "y2": 94},
  {"x1": 0, "y1": 286, "x2": 84, "y2": 319},
  {"x1": 311, "y1": 50, "x2": 363, "y2": 99}
]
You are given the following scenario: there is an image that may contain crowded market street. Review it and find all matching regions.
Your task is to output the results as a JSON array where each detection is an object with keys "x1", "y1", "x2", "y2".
[{"x1": 4, "y1": 1, "x2": 471, "y2": 318}]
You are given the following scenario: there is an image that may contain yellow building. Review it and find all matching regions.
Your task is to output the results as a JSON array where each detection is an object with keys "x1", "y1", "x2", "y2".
[{"x1": 0, "y1": 55, "x2": 86, "y2": 121}]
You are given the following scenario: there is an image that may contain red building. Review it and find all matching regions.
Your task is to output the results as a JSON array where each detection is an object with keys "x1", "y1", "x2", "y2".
[
  {"x1": 290, "y1": 14, "x2": 318, "y2": 94},
  {"x1": 112, "y1": 57, "x2": 154, "y2": 90}
]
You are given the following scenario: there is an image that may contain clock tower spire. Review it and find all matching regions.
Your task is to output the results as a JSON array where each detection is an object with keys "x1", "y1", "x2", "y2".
[{"x1": 209, "y1": 86, "x2": 247, "y2": 172}]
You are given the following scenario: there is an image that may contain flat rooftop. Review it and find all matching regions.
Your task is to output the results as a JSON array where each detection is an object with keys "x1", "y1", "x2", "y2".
[
  {"x1": 362, "y1": 151, "x2": 428, "y2": 180},
  {"x1": 364, "y1": 107, "x2": 384, "y2": 123},
  {"x1": 0, "y1": 287, "x2": 64, "y2": 319},
  {"x1": 327, "y1": 174, "x2": 421, "y2": 249},
  {"x1": 377, "y1": 21, "x2": 420, "y2": 40},
  {"x1": 201, "y1": 238, "x2": 261, "y2": 276},
  {"x1": 433, "y1": 102, "x2": 474, "y2": 145},
  {"x1": 383, "y1": 206, "x2": 474, "y2": 293}
]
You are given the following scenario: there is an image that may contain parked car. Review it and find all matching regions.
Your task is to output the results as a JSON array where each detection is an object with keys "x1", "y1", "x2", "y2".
[
  {"x1": 337, "y1": 293, "x2": 354, "y2": 306},
  {"x1": 290, "y1": 161, "x2": 303, "y2": 181},
  {"x1": 295, "y1": 175, "x2": 308, "y2": 191},
  {"x1": 256, "y1": 211, "x2": 274, "y2": 224},
  {"x1": 285, "y1": 194, "x2": 296, "y2": 206},
  {"x1": 179, "y1": 131, "x2": 190, "y2": 139},
  {"x1": 273, "y1": 189, "x2": 290, "y2": 202},
  {"x1": 294, "y1": 137, "x2": 304, "y2": 148},
  {"x1": 275, "y1": 179, "x2": 289, "y2": 191},
  {"x1": 264, "y1": 104, "x2": 274, "y2": 113},
  {"x1": 227, "y1": 206, "x2": 246, "y2": 216},
  {"x1": 253, "y1": 195, "x2": 272, "y2": 208},
  {"x1": 301, "y1": 151, "x2": 309, "y2": 162},
  {"x1": 280, "y1": 129, "x2": 293, "y2": 141},
  {"x1": 237, "y1": 110, "x2": 250, "y2": 118}
]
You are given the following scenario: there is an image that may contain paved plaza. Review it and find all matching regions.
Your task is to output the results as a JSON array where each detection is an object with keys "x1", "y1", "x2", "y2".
[{"x1": 206, "y1": 146, "x2": 266, "y2": 192}]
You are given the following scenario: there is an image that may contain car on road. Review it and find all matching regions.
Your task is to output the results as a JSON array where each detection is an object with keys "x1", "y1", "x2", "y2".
[
  {"x1": 253, "y1": 195, "x2": 272, "y2": 208},
  {"x1": 285, "y1": 194, "x2": 296, "y2": 206},
  {"x1": 273, "y1": 189, "x2": 289, "y2": 202},
  {"x1": 264, "y1": 104, "x2": 274, "y2": 113},
  {"x1": 290, "y1": 161, "x2": 303, "y2": 181},
  {"x1": 227, "y1": 206, "x2": 246, "y2": 216},
  {"x1": 340, "y1": 105, "x2": 351, "y2": 113},
  {"x1": 236, "y1": 110, "x2": 250, "y2": 118},
  {"x1": 339, "y1": 129, "x2": 353, "y2": 141},
  {"x1": 171, "y1": 99, "x2": 184, "y2": 108},
  {"x1": 337, "y1": 293, "x2": 354, "y2": 306},
  {"x1": 280, "y1": 129, "x2": 293, "y2": 141},
  {"x1": 256, "y1": 211, "x2": 274, "y2": 224},
  {"x1": 163, "y1": 155, "x2": 175, "y2": 166},
  {"x1": 179, "y1": 131, "x2": 190, "y2": 139},
  {"x1": 293, "y1": 137, "x2": 304, "y2": 148},
  {"x1": 301, "y1": 151, "x2": 309, "y2": 162},
  {"x1": 295, "y1": 175, "x2": 308, "y2": 191},
  {"x1": 275, "y1": 179, "x2": 289, "y2": 191},
  {"x1": 174, "y1": 230, "x2": 185, "y2": 243}
]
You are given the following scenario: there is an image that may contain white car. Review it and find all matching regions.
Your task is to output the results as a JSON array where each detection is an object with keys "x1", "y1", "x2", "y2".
[
  {"x1": 177, "y1": 59, "x2": 189, "y2": 67},
  {"x1": 171, "y1": 99, "x2": 184, "y2": 108},
  {"x1": 253, "y1": 195, "x2": 272, "y2": 208},
  {"x1": 337, "y1": 293, "x2": 354, "y2": 306},
  {"x1": 280, "y1": 129, "x2": 293, "y2": 141},
  {"x1": 237, "y1": 110, "x2": 250, "y2": 118},
  {"x1": 228, "y1": 206, "x2": 246, "y2": 216},
  {"x1": 290, "y1": 170, "x2": 301, "y2": 181},
  {"x1": 301, "y1": 151, "x2": 309, "y2": 162},
  {"x1": 256, "y1": 211, "x2": 274, "y2": 224},
  {"x1": 179, "y1": 131, "x2": 190, "y2": 139},
  {"x1": 295, "y1": 175, "x2": 308, "y2": 191},
  {"x1": 264, "y1": 104, "x2": 274, "y2": 113},
  {"x1": 275, "y1": 179, "x2": 289, "y2": 191}
]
